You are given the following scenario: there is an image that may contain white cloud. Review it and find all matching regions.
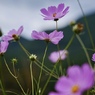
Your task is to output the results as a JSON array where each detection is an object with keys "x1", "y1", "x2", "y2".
[{"x1": 0, "y1": 0, "x2": 95, "y2": 40}]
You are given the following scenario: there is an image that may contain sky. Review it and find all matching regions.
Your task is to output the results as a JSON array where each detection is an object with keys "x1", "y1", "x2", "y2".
[{"x1": 0, "y1": 0, "x2": 95, "y2": 40}]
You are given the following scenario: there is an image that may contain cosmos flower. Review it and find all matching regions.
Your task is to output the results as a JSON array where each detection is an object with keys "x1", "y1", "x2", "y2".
[
  {"x1": 49, "y1": 63, "x2": 94, "y2": 95},
  {"x1": 31, "y1": 30, "x2": 64, "y2": 44},
  {"x1": 0, "y1": 41, "x2": 9, "y2": 55},
  {"x1": 40, "y1": 3, "x2": 69, "y2": 21},
  {"x1": 49, "y1": 50, "x2": 68, "y2": 63},
  {"x1": 2, "y1": 26, "x2": 23, "y2": 41},
  {"x1": 92, "y1": 53, "x2": 95, "y2": 62}
]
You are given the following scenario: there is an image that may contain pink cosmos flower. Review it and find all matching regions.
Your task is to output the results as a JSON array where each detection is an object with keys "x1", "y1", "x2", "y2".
[
  {"x1": 40, "y1": 3, "x2": 69, "y2": 21},
  {"x1": 92, "y1": 53, "x2": 95, "y2": 62},
  {"x1": 0, "y1": 41, "x2": 9, "y2": 55},
  {"x1": 31, "y1": 30, "x2": 64, "y2": 44},
  {"x1": 49, "y1": 50, "x2": 68, "y2": 63},
  {"x1": 2, "y1": 26, "x2": 23, "y2": 41},
  {"x1": 49, "y1": 63, "x2": 94, "y2": 95}
]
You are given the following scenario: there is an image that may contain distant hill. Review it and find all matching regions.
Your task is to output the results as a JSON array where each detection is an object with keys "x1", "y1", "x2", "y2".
[{"x1": 4, "y1": 12, "x2": 95, "y2": 65}]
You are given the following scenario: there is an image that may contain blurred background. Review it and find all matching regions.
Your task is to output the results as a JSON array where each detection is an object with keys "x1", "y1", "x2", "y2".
[{"x1": 0, "y1": 0, "x2": 95, "y2": 95}]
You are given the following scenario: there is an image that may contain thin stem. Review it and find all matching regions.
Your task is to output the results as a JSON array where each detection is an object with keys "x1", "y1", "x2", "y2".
[
  {"x1": 4, "y1": 57, "x2": 26, "y2": 95},
  {"x1": 5, "y1": 90, "x2": 20, "y2": 95},
  {"x1": 57, "y1": 44, "x2": 63, "y2": 75},
  {"x1": 41, "y1": 62, "x2": 58, "y2": 95},
  {"x1": 30, "y1": 61, "x2": 34, "y2": 95},
  {"x1": 37, "y1": 43, "x2": 49, "y2": 94},
  {"x1": 55, "y1": 21, "x2": 58, "y2": 30},
  {"x1": 18, "y1": 41, "x2": 30, "y2": 57},
  {"x1": 15, "y1": 78, "x2": 26, "y2": 95},
  {"x1": 76, "y1": 34, "x2": 92, "y2": 67},
  {"x1": 3, "y1": 57, "x2": 17, "y2": 79},
  {"x1": 64, "y1": 34, "x2": 75, "y2": 50},
  {"x1": 34, "y1": 61, "x2": 58, "y2": 79},
  {"x1": 0, "y1": 80, "x2": 6, "y2": 95},
  {"x1": 77, "y1": 0, "x2": 94, "y2": 49}
]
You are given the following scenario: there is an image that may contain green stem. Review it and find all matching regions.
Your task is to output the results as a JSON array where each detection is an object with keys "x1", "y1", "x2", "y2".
[
  {"x1": 76, "y1": 34, "x2": 92, "y2": 67},
  {"x1": 37, "y1": 43, "x2": 48, "y2": 95},
  {"x1": 41, "y1": 62, "x2": 58, "y2": 95},
  {"x1": 3, "y1": 57, "x2": 17, "y2": 79},
  {"x1": 0, "y1": 80, "x2": 6, "y2": 95},
  {"x1": 30, "y1": 61, "x2": 34, "y2": 95},
  {"x1": 64, "y1": 34, "x2": 75, "y2": 50},
  {"x1": 34, "y1": 61, "x2": 58, "y2": 79},
  {"x1": 77, "y1": 0, "x2": 94, "y2": 49},
  {"x1": 55, "y1": 21, "x2": 58, "y2": 30},
  {"x1": 57, "y1": 44, "x2": 63, "y2": 75},
  {"x1": 4, "y1": 57, "x2": 26, "y2": 95},
  {"x1": 18, "y1": 41, "x2": 30, "y2": 57}
]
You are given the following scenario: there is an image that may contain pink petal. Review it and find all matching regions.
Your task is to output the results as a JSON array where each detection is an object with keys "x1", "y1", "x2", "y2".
[
  {"x1": 49, "y1": 30, "x2": 64, "y2": 44},
  {"x1": 92, "y1": 53, "x2": 95, "y2": 61},
  {"x1": 0, "y1": 41, "x2": 9, "y2": 53},
  {"x1": 8, "y1": 29, "x2": 17, "y2": 35},
  {"x1": 48, "y1": 6, "x2": 57, "y2": 14},
  {"x1": 17, "y1": 26, "x2": 23, "y2": 35},
  {"x1": 31, "y1": 30, "x2": 41, "y2": 39},
  {"x1": 40, "y1": 8, "x2": 50, "y2": 16},
  {"x1": 31, "y1": 31, "x2": 49, "y2": 40},
  {"x1": 62, "y1": 7, "x2": 69, "y2": 15},
  {"x1": 49, "y1": 51, "x2": 59, "y2": 63},
  {"x1": 55, "y1": 76, "x2": 73, "y2": 93},
  {"x1": 67, "y1": 65, "x2": 82, "y2": 82},
  {"x1": 48, "y1": 92, "x2": 63, "y2": 95},
  {"x1": 57, "y1": 3, "x2": 64, "y2": 12},
  {"x1": 80, "y1": 64, "x2": 94, "y2": 90}
]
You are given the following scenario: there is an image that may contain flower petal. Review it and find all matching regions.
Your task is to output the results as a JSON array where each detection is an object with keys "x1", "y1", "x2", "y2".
[
  {"x1": 67, "y1": 65, "x2": 82, "y2": 82},
  {"x1": 48, "y1": 92, "x2": 63, "y2": 95},
  {"x1": 57, "y1": 3, "x2": 64, "y2": 12},
  {"x1": 17, "y1": 26, "x2": 23, "y2": 35},
  {"x1": 40, "y1": 8, "x2": 50, "y2": 16},
  {"x1": 31, "y1": 31, "x2": 49, "y2": 40},
  {"x1": 48, "y1": 6, "x2": 57, "y2": 14},
  {"x1": 80, "y1": 64, "x2": 94, "y2": 90},
  {"x1": 49, "y1": 30, "x2": 64, "y2": 44},
  {"x1": 55, "y1": 76, "x2": 73, "y2": 93},
  {"x1": 62, "y1": 6, "x2": 69, "y2": 15},
  {"x1": 92, "y1": 53, "x2": 95, "y2": 61},
  {"x1": 0, "y1": 41, "x2": 9, "y2": 53}
]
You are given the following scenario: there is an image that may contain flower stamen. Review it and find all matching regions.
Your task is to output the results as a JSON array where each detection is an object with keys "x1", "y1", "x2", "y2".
[
  {"x1": 53, "y1": 13, "x2": 57, "y2": 17},
  {"x1": 72, "y1": 85, "x2": 79, "y2": 93}
]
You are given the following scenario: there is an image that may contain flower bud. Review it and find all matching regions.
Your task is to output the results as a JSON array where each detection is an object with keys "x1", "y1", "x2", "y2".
[
  {"x1": 12, "y1": 58, "x2": 17, "y2": 64},
  {"x1": 72, "y1": 23, "x2": 84, "y2": 34},
  {"x1": 29, "y1": 54, "x2": 37, "y2": 61}
]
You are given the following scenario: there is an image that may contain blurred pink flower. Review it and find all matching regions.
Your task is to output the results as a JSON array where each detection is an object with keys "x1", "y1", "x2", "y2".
[
  {"x1": 0, "y1": 41, "x2": 9, "y2": 55},
  {"x1": 31, "y1": 30, "x2": 64, "y2": 44},
  {"x1": 49, "y1": 63, "x2": 94, "y2": 95},
  {"x1": 2, "y1": 26, "x2": 23, "y2": 41},
  {"x1": 92, "y1": 53, "x2": 95, "y2": 62},
  {"x1": 40, "y1": 3, "x2": 69, "y2": 21},
  {"x1": 49, "y1": 50, "x2": 68, "y2": 63}
]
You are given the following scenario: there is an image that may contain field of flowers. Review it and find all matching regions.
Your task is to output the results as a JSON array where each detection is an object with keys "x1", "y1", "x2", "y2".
[{"x1": 0, "y1": 1, "x2": 95, "y2": 95}]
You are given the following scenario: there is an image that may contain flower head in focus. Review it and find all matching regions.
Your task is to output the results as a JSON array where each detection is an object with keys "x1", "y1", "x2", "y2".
[
  {"x1": 92, "y1": 53, "x2": 95, "y2": 62},
  {"x1": 0, "y1": 41, "x2": 9, "y2": 55},
  {"x1": 2, "y1": 26, "x2": 23, "y2": 41},
  {"x1": 40, "y1": 3, "x2": 69, "y2": 21},
  {"x1": 49, "y1": 63, "x2": 94, "y2": 95},
  {"x1": 31, "y1": 30, "x2": 64, "y2": 44},
  {"x1": 49, "y1": 50, "x2": 68, "y2": 63}
]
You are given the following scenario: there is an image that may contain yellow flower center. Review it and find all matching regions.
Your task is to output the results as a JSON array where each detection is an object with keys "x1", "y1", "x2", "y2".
[
  {"x1": 53, "y1": 13, "x2": 57, "y2": 17},
  {"x1": 72, "y1": 85, "x2": 79, "y2": 93}
]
